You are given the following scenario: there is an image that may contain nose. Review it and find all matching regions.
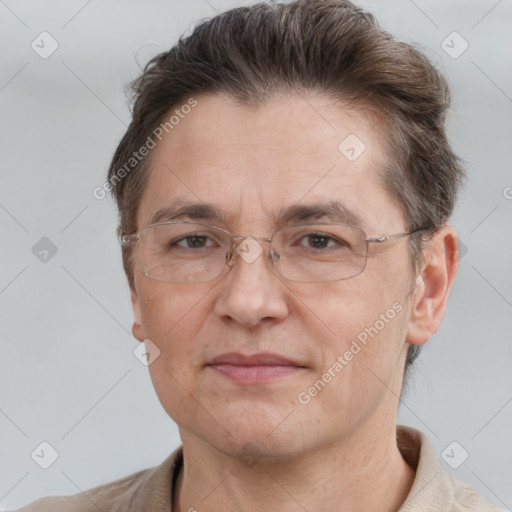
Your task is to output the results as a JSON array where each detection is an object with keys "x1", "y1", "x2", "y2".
[{"x1": 213, "y1": 237, "x2": 289, "y2": 328}]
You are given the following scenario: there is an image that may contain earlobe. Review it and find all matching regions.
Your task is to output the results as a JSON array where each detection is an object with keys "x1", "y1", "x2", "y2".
[
  {"x1": 406, "y1": 226, "x2": 459, "y2": 346},
  {"x1": 130, "y1": 286, "x2": 145, "y2": 342}
]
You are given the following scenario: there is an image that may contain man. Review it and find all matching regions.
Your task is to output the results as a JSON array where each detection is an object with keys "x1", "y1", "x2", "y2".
[{"x1": 16, "y1": 0, "x2": 500, "y2": 510}]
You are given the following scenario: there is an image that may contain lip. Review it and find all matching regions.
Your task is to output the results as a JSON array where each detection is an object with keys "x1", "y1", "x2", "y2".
[
  {"x1": 208, "y1": 352, "x2": 302, "y2": 366},
  {"x1": 206, "y1": 352, "x2": 306, "y2": 384}
]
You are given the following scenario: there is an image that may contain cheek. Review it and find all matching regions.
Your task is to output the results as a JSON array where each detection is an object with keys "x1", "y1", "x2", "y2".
[
  {"x1": 138, "y1": 279, "x2": 209, "y2": 340},
  {"x1": 137, "y1": 281, "x2": 205, "y2": 388},
  {"x1": 293, "y1": 272, "x2": 399, "y2": 334},
  {"x1": 297, "y1": 273, "x2": 409, "y2": 379},
  {"x1": 136, "y1": 277, "x2": 225, "y2": 360},
  {"x1": 137, "y1": 282, "x2": 207, "y2": 423},
  {"x1": 298, "y1": 294, "x2": 408, "y2": 428}
]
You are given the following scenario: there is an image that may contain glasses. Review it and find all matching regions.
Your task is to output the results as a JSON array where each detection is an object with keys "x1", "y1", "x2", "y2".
[{"x1": 121, "y1": 222, "x2": 427, "y2": 284}]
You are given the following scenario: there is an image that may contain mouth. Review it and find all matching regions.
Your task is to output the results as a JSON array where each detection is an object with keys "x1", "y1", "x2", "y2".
[{"x1": 206, "y1": 352, "x2": 307, "y2": 384}]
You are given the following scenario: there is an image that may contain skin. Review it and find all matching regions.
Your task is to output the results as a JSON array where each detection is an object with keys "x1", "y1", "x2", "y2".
[{"x1": 129, "y1": 93, "x2": 459, "y2": 512}]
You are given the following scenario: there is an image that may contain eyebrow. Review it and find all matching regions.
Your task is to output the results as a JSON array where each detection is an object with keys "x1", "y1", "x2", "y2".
[
  {"x1": 272, "y1": 201, "x2": 364, "y2": 228},
  {"x1": 149, "y1": 201, "x2": 227, "y2": 225},
  {"x1": 148, "y1": 200, "x2": 365, "y2": 229}
]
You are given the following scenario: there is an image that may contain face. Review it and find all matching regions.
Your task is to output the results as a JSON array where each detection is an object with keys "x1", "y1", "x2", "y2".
[{"x1": 130, "y1": 93, "x2": 422, "y2": 459}]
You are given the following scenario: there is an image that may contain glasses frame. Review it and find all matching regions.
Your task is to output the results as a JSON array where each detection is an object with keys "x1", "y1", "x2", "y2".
[{"x1": 120, "y1": 221, "x2": 429, "y2": 283}]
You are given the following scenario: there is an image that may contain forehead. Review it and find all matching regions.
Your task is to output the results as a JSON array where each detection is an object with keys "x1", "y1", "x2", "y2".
[
  {"x1": 137, "y1": 93, "x2": 399, "y2": 232},
  {"x1": 161, "y1": 93, "x2": 381, "y2": 156}
]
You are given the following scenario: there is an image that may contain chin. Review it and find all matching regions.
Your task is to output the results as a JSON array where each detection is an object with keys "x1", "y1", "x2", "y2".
[
  {"x1": 178, "y1": 400, "x2": 302, "y2": 455},
  {"x1": 212, "y1": 431, "x2": 308, "y2": 464}
]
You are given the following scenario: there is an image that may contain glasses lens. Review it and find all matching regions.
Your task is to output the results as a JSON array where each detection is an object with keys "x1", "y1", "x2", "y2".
[
  {"x1": 272, "y1": 224, "x2": 367, "y2": 282},
  {"x1": 138, "y1": 223, "x2": 230, "y2": 283},
  {"x1": 135, "y1": 222, "x2": 368, "y2": 284}
]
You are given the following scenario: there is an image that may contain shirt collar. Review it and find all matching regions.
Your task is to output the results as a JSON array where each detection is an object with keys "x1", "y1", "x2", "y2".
[{"x1": 139, "y1": 425, "x2": 494, "y2": 511}]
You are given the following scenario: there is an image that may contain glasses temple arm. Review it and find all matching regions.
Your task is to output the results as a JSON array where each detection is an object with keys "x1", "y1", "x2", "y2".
[
  {"x1": 120, "y1": 234, "x2": 138, "y2": 246},
  {"x1": 366, "y1": 226, "x2": 430, "y2": 244}
]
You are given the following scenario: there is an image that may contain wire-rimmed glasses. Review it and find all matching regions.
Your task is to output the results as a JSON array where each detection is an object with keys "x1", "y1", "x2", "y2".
[{"x1": 121, "y1": 221, "x2": 427, "y2": 284}]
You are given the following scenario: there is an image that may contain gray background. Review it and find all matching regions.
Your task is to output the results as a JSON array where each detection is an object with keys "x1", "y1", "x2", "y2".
[{"x1": 1, "y1": 0, "x2": 511, "y2": 510}]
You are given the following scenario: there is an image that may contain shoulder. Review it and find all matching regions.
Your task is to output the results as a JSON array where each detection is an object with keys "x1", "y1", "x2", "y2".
[
  {"x1": 11, "y1": 447, "x2": 182, "y2": 512},
  {"x1": 11, "y1": 468, "x2": 153, "y2": 512},
  {"x1": 396, "y1": 426, "x2": 503, "y2": 512},
  {"x1": 446, "y1": 472, "x2": 504, "y2": 512}
]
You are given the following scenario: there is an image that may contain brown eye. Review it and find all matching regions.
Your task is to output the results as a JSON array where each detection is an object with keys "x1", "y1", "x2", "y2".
[{"x1": 298, "y1": 233, "x2": 348, "y2": 250}]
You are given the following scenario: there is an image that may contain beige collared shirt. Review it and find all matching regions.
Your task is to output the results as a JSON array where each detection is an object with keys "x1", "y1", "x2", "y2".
[{"x1": 14, "y1": 426, "x2": 501, "y2": 511}]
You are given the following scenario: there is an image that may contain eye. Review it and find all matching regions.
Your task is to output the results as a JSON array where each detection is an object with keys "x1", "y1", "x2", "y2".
[
  {"x1": 172, "y1": 234, "x2": 217, "y2": 249},
  {"x1": 298, "y1": 232, "x2": 348, "y2": 250}
]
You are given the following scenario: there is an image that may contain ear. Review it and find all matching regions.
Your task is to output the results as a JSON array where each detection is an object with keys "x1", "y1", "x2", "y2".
[
  {"x1": 130, "y1": 286, "x2": 145, "y2": 342},
  {"x1": 406, "y1": 225, "x2": 459, "y2": 346}
]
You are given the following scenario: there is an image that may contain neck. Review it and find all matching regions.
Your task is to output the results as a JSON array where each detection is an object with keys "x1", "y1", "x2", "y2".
[{"x1": 173, "y1": 423, "x2": 415, "y2": 512}]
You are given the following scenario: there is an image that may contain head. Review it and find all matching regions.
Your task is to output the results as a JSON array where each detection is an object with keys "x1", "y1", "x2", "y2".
[{"x1": 107, "y1": 0, "x2": 463, "y2": 459}]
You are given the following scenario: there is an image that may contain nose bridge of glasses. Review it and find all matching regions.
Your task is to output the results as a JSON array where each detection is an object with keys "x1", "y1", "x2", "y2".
[
  {"x1": 231, "y1": 235, "x2": 272, "y2": 242},
  {"x1": 226, "y1": 235, "x2": 274, "y2": 268}
]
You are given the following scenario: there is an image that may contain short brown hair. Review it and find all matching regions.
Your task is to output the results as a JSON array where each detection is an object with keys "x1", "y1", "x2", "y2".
[{"x1": 107, "y1": 0, "x2": 465, "y2": 381}]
